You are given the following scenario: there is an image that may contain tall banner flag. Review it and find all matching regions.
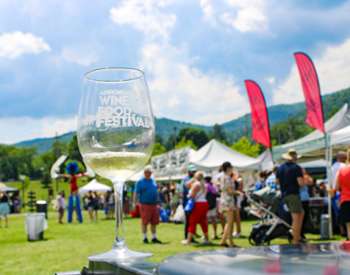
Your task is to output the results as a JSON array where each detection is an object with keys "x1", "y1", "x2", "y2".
[
  {"x1": 244, "y1": 80, "x2": 272, "y2": 148},
  {"x1": 294, "y1": 52, "x2": 325, "y2": 133}
]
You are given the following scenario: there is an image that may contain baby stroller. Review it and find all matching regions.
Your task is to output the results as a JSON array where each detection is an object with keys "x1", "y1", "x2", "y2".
[{"x1": 247, "y1": 186, "x2": 293, "y2": 246}]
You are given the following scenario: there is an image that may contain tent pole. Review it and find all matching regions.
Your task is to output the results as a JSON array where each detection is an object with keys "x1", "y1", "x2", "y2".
[
  {"x1": 270, "y1": 147, "x2": 274, "y2": 166},
  {"x1": 325, "y1": 133, "x2": 333, "y2": 239}
]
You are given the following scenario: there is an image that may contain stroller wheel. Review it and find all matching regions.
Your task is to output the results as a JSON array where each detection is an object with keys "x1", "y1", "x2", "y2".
[{"x1": 248, "y1": 236, "x2": 257, "y2": 246}]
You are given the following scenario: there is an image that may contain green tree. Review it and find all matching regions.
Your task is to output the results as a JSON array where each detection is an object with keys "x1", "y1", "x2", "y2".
[
  {"x1": 175, "y1": 138, "x2": 197, "y2": 149},
  {"x1": 165, "y1": 133, "x2": 177, "y2": 150},
  {"x1": 68, "y1": 135, "x2": 83, "y2": 162},
  {"x1": 152, "y1": 143, "x2": 167, "y2": 156},
  {"x1": 271, "y1": 116, "x2": 312, "y2": 145},
  {"x1": 52, "y1": 137, "x2": 66, "y2": 159},
  {"x1": 210, "y1": 124, "x2": 227, "y2": 143},
  {"x1": 231, "y1": 136, "x2": 261, "y2": 157},
  {"x1": 177, "y1": 127, "x2": 209, "y2": 148},
  {"x1": 0, "y1": 145, "x2": 37, "y2": 180}
]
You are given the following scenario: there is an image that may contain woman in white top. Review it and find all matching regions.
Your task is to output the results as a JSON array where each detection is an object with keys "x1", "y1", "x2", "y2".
[{"x1": 182, "y1": 171, "x2": 210, "y2": 245}]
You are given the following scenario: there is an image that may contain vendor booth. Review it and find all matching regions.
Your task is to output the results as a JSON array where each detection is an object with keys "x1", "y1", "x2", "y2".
[
  {"x1": 79, "y1": 179, "x2": 112, "y2": 194},
  {"x1": 0, "y1": 183, "x2": 18, "y2": 193},
  {"x1": 190, "y1": 139, "x2": 273, "y2": 171},
  {"x1": 272, "y1": 104, "x2": 350, "y2": 161}
]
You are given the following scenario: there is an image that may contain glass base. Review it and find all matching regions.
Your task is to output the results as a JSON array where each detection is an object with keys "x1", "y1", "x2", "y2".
[{"x1": 88, "y1": 245, "x2": 152, "y2": 264}]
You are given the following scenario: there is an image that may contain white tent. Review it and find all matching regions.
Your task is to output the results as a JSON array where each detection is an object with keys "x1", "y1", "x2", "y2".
[
  {"x1": 273, "y1": 104, "x2": 350, "y2": 160},
  {"x1": 0, "y1": 183, "x2": 18, "y2": 192},
  {"x1": 331, "y1": 125, "x2": 350, "y2": 147},
  {"x1": 190, "y1": 139, "x2": 262, "y2": 170},
  {"x1": 79, "y1": 179, "x2": 112, "y2": 194}
]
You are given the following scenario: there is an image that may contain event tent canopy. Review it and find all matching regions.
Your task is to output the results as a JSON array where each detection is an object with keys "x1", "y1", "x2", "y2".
[
  {"x1": 273, "y1": 104, "x2": 350, "y2": 160},
  {"x1": 331, "y1": 125, "x2": 350, "y2": 147},
  {"x1": 190, "y1": 139, "x2": 263, "y2": 170},
  {"x1": 0, "y1": 183, "x2": 18, "y2": 192},
  {"x1": 79, "y1": 179, "x2": 112, "y2": 194}
]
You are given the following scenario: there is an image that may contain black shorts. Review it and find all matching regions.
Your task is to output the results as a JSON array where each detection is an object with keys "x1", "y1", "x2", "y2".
[{"x1": 339, "y1": 201, "x2": 350, "y2": 224}]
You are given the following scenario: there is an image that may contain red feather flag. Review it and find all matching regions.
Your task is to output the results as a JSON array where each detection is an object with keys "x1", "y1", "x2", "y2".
[
  {"x1": 294, "y1": 52, "x2": 325, "y2": 133},
  {"x1": 244, "y1": 80, "x2": 272, "y2": 148}
]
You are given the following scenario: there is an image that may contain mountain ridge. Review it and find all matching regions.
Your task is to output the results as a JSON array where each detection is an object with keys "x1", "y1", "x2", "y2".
[{"x1": 14, "y1": 86, "x2": 350, "y2": 153}]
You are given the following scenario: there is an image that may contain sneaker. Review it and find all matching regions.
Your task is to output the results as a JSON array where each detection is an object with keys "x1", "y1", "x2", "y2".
[
  {"x1": 152, "y1": 238, "x2": 162, "y2": 244},
  {"x1": 233, "y1": 232, "x2": 241, "y2": 238},
  {"x1": 143, "y1": 238, "x2": 149, "y2": 244},
  {"x1": 181, "y1": 239, "x2": 190, "y2": 245},
  {"x1": 202, "y1": 240, "x2": 211, "y2": 245}
]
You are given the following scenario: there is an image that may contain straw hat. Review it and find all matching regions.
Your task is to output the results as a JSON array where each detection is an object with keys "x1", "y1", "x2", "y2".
[
  {"x1": 282, "y1": 149, "x2": 301, "y2": 161},
  {"x1": 144, "y1": 165, "x2": 153, "y2": 173}
]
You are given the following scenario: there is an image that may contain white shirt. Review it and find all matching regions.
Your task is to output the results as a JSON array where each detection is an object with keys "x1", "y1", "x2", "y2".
[{"x1": 332, "y1": 162, "x2": 345, "y2": 189}]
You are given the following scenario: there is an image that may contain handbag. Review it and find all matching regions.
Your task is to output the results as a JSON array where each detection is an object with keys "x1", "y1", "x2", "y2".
[{"x1": 184, "y1": 198, "x2": 195, "y2": 213}]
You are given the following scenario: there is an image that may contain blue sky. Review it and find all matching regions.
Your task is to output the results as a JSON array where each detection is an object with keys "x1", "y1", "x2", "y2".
[{"x1": 1, "y1": 0, "x2": 350, "y2": 143}]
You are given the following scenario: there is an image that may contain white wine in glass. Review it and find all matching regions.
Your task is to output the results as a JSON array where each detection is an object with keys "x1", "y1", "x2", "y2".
[{"x1": 77, "y1": 67, "x2": 155, "y2": 262}]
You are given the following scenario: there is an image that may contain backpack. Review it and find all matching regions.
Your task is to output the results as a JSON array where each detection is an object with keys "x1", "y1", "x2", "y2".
[{"x1": 206, "y1": 191, "x2": 217, "y2": 210}]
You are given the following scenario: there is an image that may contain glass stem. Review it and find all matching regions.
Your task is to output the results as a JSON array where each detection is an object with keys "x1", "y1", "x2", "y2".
[{"x1": 113, "y1": 180, "x2": 125, "y2": 248}]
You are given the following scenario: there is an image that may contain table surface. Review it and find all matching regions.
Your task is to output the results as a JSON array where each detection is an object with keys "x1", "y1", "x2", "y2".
[
  {"x1": 158, "y1": 242, "x2": 350, "y2": 275},
  {"x1": 84, "y1": 242, "x2": 350, "y2": 275}
]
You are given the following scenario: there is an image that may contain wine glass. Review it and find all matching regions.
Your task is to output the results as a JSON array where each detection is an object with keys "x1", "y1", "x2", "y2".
[{"x1": 77, "y1": 67, "x2": 155, "y2": 262}]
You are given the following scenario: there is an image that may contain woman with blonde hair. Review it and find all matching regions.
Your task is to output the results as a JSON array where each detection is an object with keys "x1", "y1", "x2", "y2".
[
  {"x1": 182, "y1": 171, "x2": 210, "y2": 245},
  {"x1": 336, "y1": 149, "x2": 350, "y2": 240},
  {"x1": 219, "y1": 162, "x2": 239, "y2": 247}
]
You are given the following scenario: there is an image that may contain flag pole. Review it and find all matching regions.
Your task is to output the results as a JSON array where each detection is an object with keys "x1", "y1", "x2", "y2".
[
  {"x1": 325, "y1": 132, "x2": 333, "y2": 239},
  {"x1": 294, "y1": 51, "x2": 331, "y2": 239}
]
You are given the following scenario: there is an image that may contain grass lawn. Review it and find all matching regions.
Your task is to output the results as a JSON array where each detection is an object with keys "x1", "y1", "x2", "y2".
[{"x1": 0, "y1": 211, "x2": 344, "y2": 275}]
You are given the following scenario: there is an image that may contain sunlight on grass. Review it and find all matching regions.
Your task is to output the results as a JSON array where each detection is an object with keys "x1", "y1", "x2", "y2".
[{"x1": 0, "y1": 212, "x2": 343, "y2": 275}]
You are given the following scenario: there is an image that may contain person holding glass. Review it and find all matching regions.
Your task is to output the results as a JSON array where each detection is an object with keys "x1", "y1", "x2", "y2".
[
  {"x1": 218, "y1": 162, "x2": 239, "y2": 247},
  {"x1": 135, "y1": 166, "x2": 162, "y2": 244}
]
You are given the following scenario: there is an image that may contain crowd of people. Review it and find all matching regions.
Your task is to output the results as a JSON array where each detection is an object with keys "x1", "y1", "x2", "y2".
[
  {"x1": 132, "y1": 148, "x2": 350, "y2": 246},
  {"x1": 133, "y1": 163, "x2": 246, "y2": 247},
  {"x1": 2, "y1": 148, "x2": 350, "y2": 248}
]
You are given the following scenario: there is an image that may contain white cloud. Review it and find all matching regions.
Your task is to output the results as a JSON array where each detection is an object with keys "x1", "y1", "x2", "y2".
[
  {"x1": 273, "y1": 38, "x2": 350, "y2": 105},
  {"x1": 200, "y1": 0, "x2": 268, "y2": 33},
  {"x1": 266, "y1": 76, "x2": 276, "y2": 85},
  {"x1": 140, "y1": 42, "x2": 248, "y2": 125},
  {"x1": 0, "y1": 116, "x2": 76, "y2": 144},
  {"x1": 110, "y1": 0, "x2": 176, "y2": 40},
  {"x1": 61, "y1": 47, "x2": 98, "y2": 66},
  {"x1": 200, "y1": 0, "x2": 215, "y2": 23},
  {"x1": 0, "y1": 31, "x2": 50, "y2": 59}
]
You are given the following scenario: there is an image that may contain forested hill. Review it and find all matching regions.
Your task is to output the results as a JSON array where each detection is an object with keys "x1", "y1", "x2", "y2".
[{"x1": 15, "y1": 86, "x2": 350, "y2": 153}]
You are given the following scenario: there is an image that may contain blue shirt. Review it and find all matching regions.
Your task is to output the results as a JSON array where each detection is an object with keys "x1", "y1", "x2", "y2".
[
  {"x1": 255, "y1": 181, "x2": 264, "y2": 191},
  {"x1": 299, "y1": 185, "x2": 309, "y2": 202},
  {"x1": 266, "y1": 174, "x2": 278, "y2": 191},
  {"x1": 135, "y1": 177, "x2": 159, "y2": 204},
  {"x1": 181, "y1": 175, "x2": 192, "y2": 207}
]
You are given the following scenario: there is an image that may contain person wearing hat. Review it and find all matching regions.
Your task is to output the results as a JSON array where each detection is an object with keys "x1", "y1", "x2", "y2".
[
  {"x1": 135, "y1": 166, "x2": 162, "y2": 244},
  {"x1": 276, "y1": 149, "x2": 305, "y2": 244},
  {"x1": 181, "y1": 164, "x2": 197, "y2": 241}
]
